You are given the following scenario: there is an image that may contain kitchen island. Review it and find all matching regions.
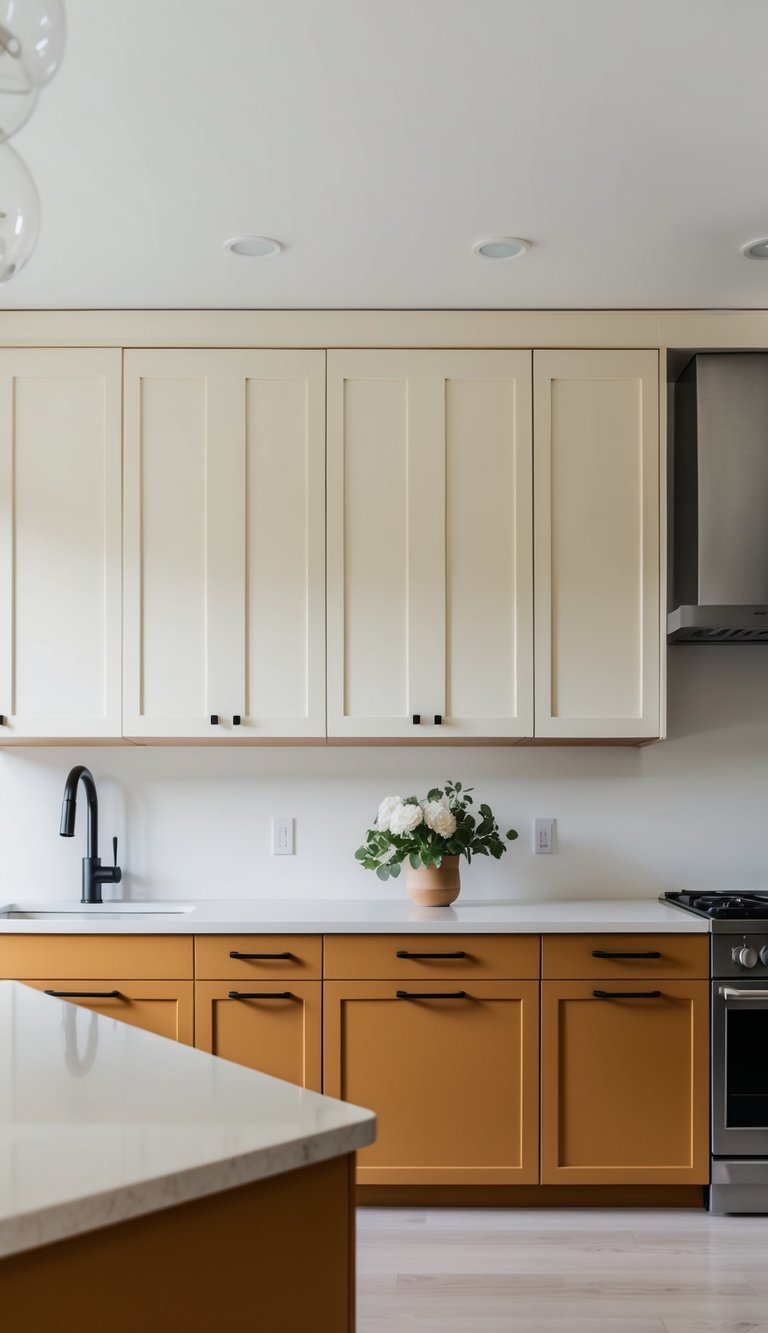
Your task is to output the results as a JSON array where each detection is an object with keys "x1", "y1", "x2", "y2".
[{"x1": 0, "y1": 980, "x2": 375, "y2": 1332}]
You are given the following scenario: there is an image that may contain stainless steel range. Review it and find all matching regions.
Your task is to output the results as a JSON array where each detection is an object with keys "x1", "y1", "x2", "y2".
[{"x1": 664, "y1": 891, "x2": 768, "y2": 1213}]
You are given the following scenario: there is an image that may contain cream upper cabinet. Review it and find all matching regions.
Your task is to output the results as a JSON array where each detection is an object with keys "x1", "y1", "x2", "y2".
[
  {"x1": 533, "y1": 350, "x2": 661, "y2": 741},
  {"x1": 123, "y1": 350, "x2": 326, "y2": 740},
  {"x1": 0, "y1": 349, "x2": 122, "y2": 741},
  {"x1": 327, "y1": 350, "x2": 533, "y2": 739}
]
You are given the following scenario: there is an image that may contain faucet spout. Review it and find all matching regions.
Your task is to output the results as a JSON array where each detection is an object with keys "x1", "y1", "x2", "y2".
[
  {"x1": 59, "y1": 766, "x2": 121, "y2": 904},
  {"x1": 60, "y1": 765, "x2": 98, "y2": 858}
]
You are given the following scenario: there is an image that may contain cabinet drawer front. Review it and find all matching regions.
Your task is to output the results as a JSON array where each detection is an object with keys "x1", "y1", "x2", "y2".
[
  {"x1": 324, "y1": 934, "x2": 539, "y2": 980},
  {"x1": 542, "y1": 934, "x2": 708, "y2": 980},
  {"x1": 195, "y1": 935, "x2": 322, "y2": 980},
  {"x1": 24, "y1": 980, "x2": 194, "y2": 1044},
  {"x1": 0, "y1": 935, "x2": 193, "y2": 980},
  {"x1": 195, "y1": 980, "x2": 321, "y2": 1091}
]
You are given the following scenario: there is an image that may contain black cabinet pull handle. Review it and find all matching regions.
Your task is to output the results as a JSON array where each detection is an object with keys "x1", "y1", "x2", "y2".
[
  {"x1": 412, "y1": 713, "x2": 421, "y2": 725},
  {"x1": 0, "y1": 716, "x2": 5, "y2": 725},
  {"x1": 396, "y1": 990, "x2": 467, "y2": 1000},
  {"x1": 396, "y1": 950, "x2": 466, "y2": 959},
  {"x1": 210, "y1": 714, "x2": 219, "y2": 725},
  {"x1": 233, "y1": 715, "x2": 241, "y2": 726},
  {"x1": 591, "y1": 950, "x2": 661, "y2": 959},
  {"x1": 45, "y1": 989, "x2": 121, "y2": 999},
  {"x1": 228, "y1": 950, "x2": 294, "y2": 960},
  {"x1": 592, "y1": 989, "x2": 662, "y2": 1000},
  {"x1": 434, "y1": 714, "x2": 443, "y2": 725},
  {"x1": 228, "y1": 991, "x2": 293, "y2": 1000}
]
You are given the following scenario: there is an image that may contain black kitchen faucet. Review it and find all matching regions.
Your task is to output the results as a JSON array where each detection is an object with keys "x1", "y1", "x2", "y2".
[{"x1": 59, "y1": 766, "x2": 122, "y2": 904}]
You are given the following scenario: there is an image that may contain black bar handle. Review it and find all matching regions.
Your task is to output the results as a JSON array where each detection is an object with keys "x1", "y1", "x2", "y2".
[
  {"x1": 592, "y1": 989, "x2": 662, "y2": 1000},
  {"x1": 228, "y1": 991, "x2": 293, "y2": 1000},
  {"x1": 434, "y1": 714, "x2": 443, "y2": 725},
  {"x1": 412, "y1": 713, "x2": 421, "y2": 725},
  {"x1": 233, "y1": 715, "x2": 241, "y2": 726},
  {"x1": 591, "y1": 950, "x2": 661, "y2": 959},
  {"x1": 396, "y1": 990, "x2": 467, "y2": 1000},
  {"x1": 228, "y1": 950, "x2": 294, "y2": 960},
  {"x1": 396, "y1": 950, "x2": 466, "y2": 959},
  {"x1": 45, "y1": 989, "x2": 121, "y2": 999},
  {"x1": 210, "y1": 714, "x2": 219, "y2": 725},
  {"x1": 0, "y1": 716, "x2": 5, "y2": 725}
]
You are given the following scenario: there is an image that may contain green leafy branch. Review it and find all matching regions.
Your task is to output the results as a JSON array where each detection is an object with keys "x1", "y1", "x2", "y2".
[{"x1": 355, "y1": 780, "x2": 518, "y2": 882}]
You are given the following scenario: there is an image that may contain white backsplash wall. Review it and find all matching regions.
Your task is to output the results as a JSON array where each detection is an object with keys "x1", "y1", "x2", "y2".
[{"x1": 1, "y1": 647, "x2": 767, "y2": 903}]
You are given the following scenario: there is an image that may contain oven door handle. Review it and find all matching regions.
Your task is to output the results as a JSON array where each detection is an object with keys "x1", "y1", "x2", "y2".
[{"x1": 719, "y1": 986, "x2": 768, "y2": 999}]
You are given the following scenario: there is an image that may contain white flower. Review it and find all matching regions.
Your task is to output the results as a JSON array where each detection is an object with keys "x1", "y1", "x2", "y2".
[
  {"x1": 376, "y1": 796, "x2": 403, "y2": 832},
  {"x1": 423, "y1": 800, "x2": 457, "y2": 838},
  {"x1": 388, "y1": 801, "x2": 424, "y2": 836}
]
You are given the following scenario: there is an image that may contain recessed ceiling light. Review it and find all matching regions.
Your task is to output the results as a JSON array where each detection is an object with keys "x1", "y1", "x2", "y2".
[
  {"x1": 743, "y1": 238, "x2": 768, "y2": 260},
  {"x1": 224, "y1": 236, "x2": 282, "y2": 258},
  {"x1": 472, "y1": 237, "x2": 530, "y2": 260}
]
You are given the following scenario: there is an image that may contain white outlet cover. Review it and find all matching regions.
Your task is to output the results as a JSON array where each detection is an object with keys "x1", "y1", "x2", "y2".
[{"x1": 271, "y1": 818, "x2": 295, "y2": 856}]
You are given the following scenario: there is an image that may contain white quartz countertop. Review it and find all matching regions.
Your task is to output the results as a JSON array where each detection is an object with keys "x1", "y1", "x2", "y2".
[
  {"x1": 0, "y1": 897, "x2": 709, "y2": 934},
  {"x1": 0, "y1": 981, "x2": 375, "y2": 1259}
]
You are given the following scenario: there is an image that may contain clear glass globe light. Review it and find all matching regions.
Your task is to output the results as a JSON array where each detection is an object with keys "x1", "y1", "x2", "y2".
[
  {"x1": 0, "y1": 142, "x2": 39, "y2": 282},
  {"x1": 0, "y1": 0, "x2": 66, "y2": 91}
]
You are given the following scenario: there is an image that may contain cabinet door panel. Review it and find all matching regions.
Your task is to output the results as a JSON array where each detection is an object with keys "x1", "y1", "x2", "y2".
[
  {"x1": 124, "y1": 349, "x2": 325, "y2": 740},
  {"x1": 195, "y1": 981, "x2": 321, "y2": 1090},
  {"x1": 0, "y1": 350, "x2": 122, "y2": 740},
  {"x1": 328, "y1": 350, "x2": 533, "y2": 740},
  {"x1": 245, "y1": 371, "x2": 325, "y2": 730},
  {"x1": 534, "y1": 350, "x2": 660, "y2": 740},
  {"x1": 444, "y1": 365, "x2": 533, "y2": 734},
  {"x1": 24, "y1": 980, "x2": 194, "y2": 1044},
  {"x1": 324, "y1": 980, "x2": 539, "y2": 1184},
  {"x1": 125, "y1": 360, "x2": 210, "y2": 733},
  {"x1": 541, "y1": 980, "x2": 709, "y2": 1184}
]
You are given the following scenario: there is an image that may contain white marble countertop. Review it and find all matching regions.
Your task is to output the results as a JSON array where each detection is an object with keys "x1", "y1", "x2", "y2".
[
  {"x1": 0, "y1": 981, "x2": 376, "y2": 1260},
  {"x1": 0, "y1": 897, "x2": 709, "y2": 934}
]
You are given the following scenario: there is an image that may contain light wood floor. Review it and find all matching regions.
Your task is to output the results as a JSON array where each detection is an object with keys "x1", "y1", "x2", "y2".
[{"x1": 356, "y1": 1206, "x2": 768, "y2": 1332}]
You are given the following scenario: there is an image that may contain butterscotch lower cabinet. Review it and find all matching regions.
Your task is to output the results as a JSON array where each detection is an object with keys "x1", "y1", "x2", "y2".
[
  {"x1": 193, "y1": 935, "x2": 322, "y2": 1090},
  {"x1": 540, "y1": 935, "x2": 710, "y2": 1185},
  {"x1": 323, "y1": 935, "x2": 540, "y2": 1185},
  {"x1": 0, "y1": 936, "x2": 194, "y2": 1043}
]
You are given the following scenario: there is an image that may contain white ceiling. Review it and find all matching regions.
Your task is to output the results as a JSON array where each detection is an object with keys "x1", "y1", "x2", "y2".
[{"x1": 4, "y1": 0, "x2": 768, "y2": 310}]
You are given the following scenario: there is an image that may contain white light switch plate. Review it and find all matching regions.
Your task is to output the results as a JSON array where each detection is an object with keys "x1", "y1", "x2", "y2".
[
  {"x1": 534, "y1": 818, "x2": 555, "y2": 854},
  {"x1": 271, "y1": 818, "x2": 295, "y2": 855}
]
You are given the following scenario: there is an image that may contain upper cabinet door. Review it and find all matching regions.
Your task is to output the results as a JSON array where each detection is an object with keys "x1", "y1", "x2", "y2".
[
  {"x1": 124, "y1": 350, "x2": 326, "y2": 740},
  {"x1": 533, "y1": 350, "x2": 660, "y2": 741},
  {"x1": 0, "y1": 349, "x2": 122, "y2": 742},
  {"x1": 327, "y1": 350, "x2": 533, "y2": 739}
]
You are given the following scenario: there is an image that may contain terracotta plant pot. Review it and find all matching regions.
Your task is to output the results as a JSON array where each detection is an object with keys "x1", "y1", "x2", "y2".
[{"x1": 406, "y1": 854, "x2": 461, "y2": 908}]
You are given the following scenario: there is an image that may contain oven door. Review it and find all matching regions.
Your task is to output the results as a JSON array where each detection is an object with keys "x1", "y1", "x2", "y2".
[{"x1": 713, "y1": 981, "x2": 768, "y2": 1157}]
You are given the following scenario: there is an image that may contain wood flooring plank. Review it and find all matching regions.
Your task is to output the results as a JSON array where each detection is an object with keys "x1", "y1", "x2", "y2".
[{"x1": 356, "y1": 1206, "x2": 768, "y2": 1333}]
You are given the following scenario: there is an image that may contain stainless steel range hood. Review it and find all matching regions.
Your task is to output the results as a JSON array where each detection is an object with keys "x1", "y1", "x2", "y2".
[{"x1": 668, "y1": 352, "x2": 768, "y2": 643}]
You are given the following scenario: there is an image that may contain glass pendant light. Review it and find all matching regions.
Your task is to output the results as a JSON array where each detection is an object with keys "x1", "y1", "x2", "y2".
[
  {"x1": 0, "y1": 0, "x2": 66, "y2": 91},
  {"x1": 0, "y1": 42, "x2": 37, "y2": 140},
  {"x1": 0, "y1": 142, "x2": 40, "y2": 281}
]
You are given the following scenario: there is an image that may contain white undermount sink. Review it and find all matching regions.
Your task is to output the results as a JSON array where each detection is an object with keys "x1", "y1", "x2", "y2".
[{"x1": 0, "y1": 902, "x2": 196, "y2": 920}]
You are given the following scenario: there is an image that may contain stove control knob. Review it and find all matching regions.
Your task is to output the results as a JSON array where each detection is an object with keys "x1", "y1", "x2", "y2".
[
  {"x1": 733, "y1": 945, "x2": 758, "y2": 969},
  {"x1": 760, "y1": 947, "x2": 768, "y2": 967}
]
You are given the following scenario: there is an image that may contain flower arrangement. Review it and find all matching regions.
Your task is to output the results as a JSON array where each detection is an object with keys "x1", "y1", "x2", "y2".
[{"x1": 355, "y1": 780, "x2": 518, "y2": 881}]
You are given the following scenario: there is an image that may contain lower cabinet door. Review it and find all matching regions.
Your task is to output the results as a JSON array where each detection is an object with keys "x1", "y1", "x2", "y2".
[
  {"x1": 324, "y1": 980, "x2": 539, "y2": 1184},
  {"x1": 541, "y1": 980, "x2": 710, "y2": 1184},
  {"x1": 26, "y1": 980, "x2": 194, "y2": 1043},
  {"x1": 195, "y1": 981, "x2": 322, "y2": 1091}
]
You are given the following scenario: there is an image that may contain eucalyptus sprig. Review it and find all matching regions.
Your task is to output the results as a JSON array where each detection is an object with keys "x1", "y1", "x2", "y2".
[{"x1": 355, "y1": 780, "x2": 518, "y2": 882}]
